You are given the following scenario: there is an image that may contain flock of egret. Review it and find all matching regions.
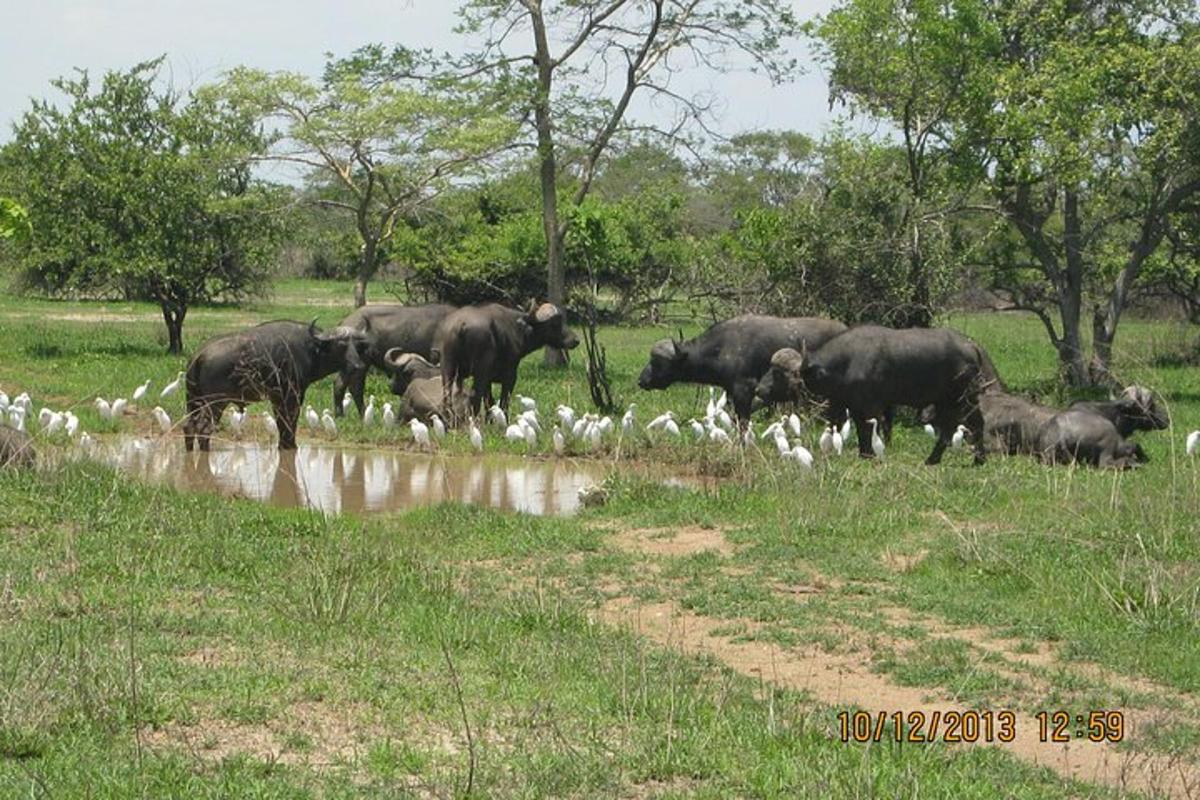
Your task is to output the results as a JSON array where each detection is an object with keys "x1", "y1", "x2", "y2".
[{"x1": 3, "y1": 379, "x2": 1200, "y2": 464}]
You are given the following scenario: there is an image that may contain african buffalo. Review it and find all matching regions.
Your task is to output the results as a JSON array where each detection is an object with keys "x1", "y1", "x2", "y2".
[
  {"x1": 1069, "y1": 385, "x2": 1168, "y2": 438},
  {"x1": 1036, "y1": 409, "x2": 1144, "y2": 469},
  {"x1": 184, "y1": 320, "x2": 368, "y2": 451},
  {"x1": 977, "y1": 392, "x2": 1058, "y2": 455},
  {"x1": 431, "y1": 302, "x2": 579, "y2": 419},
  {"x1": 381, "y1": 350, "x2": 468, "y2": 423},
  {"x1": 333, "y1": 303, "x2": 456, "y2": 417},
  {"x1": 757, "y1": 326, "x2": 990, "y2": 464},
  {"x1": 637, "y1": 315, "x2": 848, "y2": 422}
]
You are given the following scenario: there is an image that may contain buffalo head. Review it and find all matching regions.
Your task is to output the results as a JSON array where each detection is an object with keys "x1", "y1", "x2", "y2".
[
  {"x1": 754, "y1": 348, "x2": 808, "y2": 404},
  {"x1": 1117, "y1": 385, "x2": 1169, "y2": 432},
  {"x1": 638, "y1": 337, "x2": 687, "y2": 390},
  {"x1": 383, "y1": 348, "x2": 439, "y2": 395},
  {"x1": 523, "y1": 302, "x2": 579, "y2": 352},
  {"x1": 311, "y1": 321, "x2": 370, "y2": 373}
]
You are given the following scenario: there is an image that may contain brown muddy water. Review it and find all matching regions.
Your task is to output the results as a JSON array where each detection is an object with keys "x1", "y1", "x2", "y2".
[{"x1": 98, "y1": 437, "x2": 626, "y2": 516}]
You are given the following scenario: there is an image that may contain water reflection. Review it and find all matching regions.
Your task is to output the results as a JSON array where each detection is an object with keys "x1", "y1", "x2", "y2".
[{"x1": 99, "y1": 437, "x2": 610, "y2": 516}]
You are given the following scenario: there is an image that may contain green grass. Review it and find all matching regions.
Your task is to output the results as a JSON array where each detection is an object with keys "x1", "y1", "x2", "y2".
[{"x1": 2, "y1": 279, "x2": 1199, "y2": 796}]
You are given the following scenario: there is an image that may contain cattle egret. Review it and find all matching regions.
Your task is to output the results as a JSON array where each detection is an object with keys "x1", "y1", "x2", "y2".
[
  {"x1": 16, "y1": 393, "x2": 32, "y2": 413},
  {"x1": 716, "y1": 390, "x2": 728, "y2": 412},
  {"x1": 45, "y1": 411, "x2": 65, "y2": 435},
  {"x1": 262, "y1": 412, "x2": 278, "y2": 438},
  {"x1": 518, "y1": 409, "x2": 541, "y2": 433},
  {"x1": 79, "y1": 431, "x2": 93, "y2": 450},
  {"x1": 431, "y1": 414, "x2": 446, "y2": 440},
  {"x1": 94, "y1": 398, "x2": 113, "y2": 421},
  {"x1": 867, "y1": 417, "x2": 885, "y2": 458},
  {"x1": 38, "y1": 408, "x2": 53, "y2": 428},
  {"x1": 774, "y1": 431, "x2": 790, "y2": 456},
  {"x1": 840, "y1": 417, "x2": 852, "y2": 442},
  {"x1": 663, "y1": 418, "x2": 681, "y2": 437},
  {"x1": 715, "y1": 409, "x2": 733, "y2": 430},
  {"x1": 788, "y1": 413, "x2": 803, "y2": 437},
  {"x1": 0, "y1": 392, "x2": 7, "y2": 411},
  {"x1": 951, "y1": 424, "x2": 968, "y2": 448},
  {"x1": 305, "y1": 405, "x2": 321, "y2": 430},
  {"x1": 819, "y1": 426, "x2": 834, "y2": 455},
  {"x1": 1187, "y1": 430, "x2": 1200, "y2": 456},
  {"x1": 382, "y1": 402, "x2": 396, "y2": 428},
  {"x1": 153, "y1": 406, "x2": 171, "y2": 433},
  {"x1": 556, "y1": 404, "x2": 576, "y2": 429},
  {"x1": 621, "y1": 405, "x2": 636, "y2": 435},
  {"x1": 924, "y1": 423, "x2": 937, "y2": 438},
  {"x1": 709, "y1": 426, "x2": 732, "y2": 444},
  {"x1": 832, "y1": 427, "x2": 844, "y2": 455},
  {"x1": 160, "y1": 372, "x2": 184, "y2": 399},
  {"x1": 742, "y1": 423, "x2": 755, "y2": 446},
  {"x1": 571, "y1": 417, "x2": 588, "y2": 439},
  {"x1": 341, "y1": 394, "x2": 353, "y2": 414},
  {"x1": 553, "y1": 426, "x2": 565, "y2": 455},
  {"x1": 791, "y1": 445, "x2": 814, "y2": 468},
  {"x1": 410, "y1": 418, "x2": 431, "y2": 449},
  {"x1": 111, "y1": 398, "x2": 128, "y2": 418},
  {"x1": 321, "y1": 410, "x2": 338, "y2": 438},
  {"x1": 363, "y1": 396, "x2": 377, "y2": 427},
  {"x1": 647, "y1": 411, "x2": 673, "y2": 431},
  {"x1": 489, "y1": 404, "x2": 507, "y2": 428},
  {"x1": 65, "y1": 412, "x2": 81, "y2": 438},
  {"x1": 504, "y1": 423, "x2": 525, "y2": 443},
  {"x1": 597, "y1": 416, "x2": 614, "y2": 435},
  {"x1": 469, "y1": 418, "x2": 484, "y2": 452},
  {"x1": 761, "y1": 420, "x2": 784, "y2": 440},
  {"x1": 587, "y1": 420, "x2": 603, "y2": 448},
  {"x1": 516, "y1": 394, "x2": 537, "y2": 412},
  {"x1": 227, "y1": 408, "x2": 246, "y2": 436},
  {"x1": 520, "y1": 418, "x2": 537, "y2": 447},
  {"x1": 132, "y1": 380, "x2": 151, "y2": 403},
  {"x1": 706, "y1": 388, "x2": 717, "y2": 419},
  {"x1": 9, "y1": 406, "x2": 26, "y2": 432},
  {"x1": 689, "y1": 419, "x2": 705, "y2": 440}
]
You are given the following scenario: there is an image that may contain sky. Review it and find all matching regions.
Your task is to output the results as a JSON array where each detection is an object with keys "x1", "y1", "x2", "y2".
[{"x1": 0, "y1": 0, "x2": 846, "y2": 147}]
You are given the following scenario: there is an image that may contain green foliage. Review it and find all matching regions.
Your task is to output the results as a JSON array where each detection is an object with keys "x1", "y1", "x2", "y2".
[
  {"x1": 0, "y1": 58, "x2": 283, "y2": 352},
  {"x1": 0, "y1": 198, "x2": 31, "y2": 243}
]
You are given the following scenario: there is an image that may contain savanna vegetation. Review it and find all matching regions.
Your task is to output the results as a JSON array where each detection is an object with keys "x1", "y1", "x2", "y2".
[{"x1": 2, "y1": 1, "x2": 1200, "y2": 797}]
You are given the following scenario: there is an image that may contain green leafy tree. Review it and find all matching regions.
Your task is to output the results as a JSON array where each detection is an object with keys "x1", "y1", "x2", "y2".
[
  {"x1": 218, "y1": 48, "x2": 522, "y2": 308},
  {"x1": 813, "y1": 0, "x2": 1200, "y2": 384},
  {"x1": 0, "y1": 198, "x2": 31, "y2": 243},
  {"x1": 2, "y1": 58, "x2": 283, "y2": 353},
  {"x1": 452, "y1": 0, "x2": 800, "y2": 363}
]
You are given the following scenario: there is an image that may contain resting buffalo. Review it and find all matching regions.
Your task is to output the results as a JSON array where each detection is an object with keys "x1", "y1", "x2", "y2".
[
  {"x1": 381, "y1": 350, "x2": 468, "y2": 423},
  {"x1": 757, "y1": 326, "x2": 990, "y2": 464},
  {"x1": 333, "y1": 303, "x2": 455, "y2": 417},
  {"x1": 431, "y1": 302, "x2": 579, "y2": 419},
  {"x1": 0, "y1": 428, "x2": 35, "y2": 469},
  {"x1": 184, "y1": 320, "x2": 368, "y2": 451},
  {"x1": 1069, "y1": 385, "x2": 1168, "y2": 438},
  {"x1": 637, "y1": 315, "x2": 848, "y2": 421},
  {"x1": 1037, "y1": 409, "x2": 1144, "y2": 469},
  {"x1": 977, "y1": 392, "x2": 1057, "y2": 455}
]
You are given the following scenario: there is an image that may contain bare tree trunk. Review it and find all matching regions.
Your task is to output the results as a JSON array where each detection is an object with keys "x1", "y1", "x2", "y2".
[
  {"x1": 161, "y1": 303, "x2": 186, "y2": 355},
  {"x1": 1058, "y1": 187, "x2": 1091, "y2": 387},
  {"x1": 528, "y1": 3, "x2": 568, "y2": 367},
  {"x1": 354, "y1": 239, "x2": 377, "y2": 309}
]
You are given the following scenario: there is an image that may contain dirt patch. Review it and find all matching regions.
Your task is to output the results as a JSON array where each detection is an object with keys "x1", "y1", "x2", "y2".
[
  {"x1": 882, "y1": 548, "x2": 929, "y2": 573},
  {"x1": 610, "y1": 526, "x2": 735, "y2": 558},
  {"x1": 598, "y1": 595, "x2": 1200, "y2": 799}
]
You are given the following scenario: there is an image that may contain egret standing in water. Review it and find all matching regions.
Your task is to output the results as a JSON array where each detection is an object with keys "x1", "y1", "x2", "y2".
[
  {"x1": 410, "y1": 418, "x2": 431, "y2": 450},
  {"x1": 469, "y1": 418, "x2": 484, "y2": 452}
]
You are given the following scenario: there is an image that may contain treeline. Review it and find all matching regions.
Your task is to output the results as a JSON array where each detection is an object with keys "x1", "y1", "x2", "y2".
[{"x1": 1, "y1": 1, "x2": 1198, "y2": 387}]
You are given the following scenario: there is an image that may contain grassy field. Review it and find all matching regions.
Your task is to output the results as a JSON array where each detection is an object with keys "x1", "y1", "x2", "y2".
[{"x1": 2, "y1": 280, "x2": 1199, "y2": 798}]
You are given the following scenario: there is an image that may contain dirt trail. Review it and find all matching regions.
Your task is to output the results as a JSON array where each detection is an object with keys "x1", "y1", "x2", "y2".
[{"x1": 599, "y1": 525, "x2": 1200, "y2": 799}]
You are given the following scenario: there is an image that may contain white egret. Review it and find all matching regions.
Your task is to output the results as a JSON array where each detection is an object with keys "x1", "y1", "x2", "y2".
[
  {"x1": 152, "y1": 406, "x2": 171, "y2": 433},
  {"x1": 321, "y1": 410, "x2": 338, "y2": 438},
  {"x1": 788, "y1": 413, "x2": 802, "y2": 437},
  {"x1": 65, "y1": 412, "x2": 81, "y2": 438},
  {"x1": 305, "y1": 405, "x2": 321, "y2": 430},
  {"x1": 0, "y1": 392, "x2": 7, "y2": 411},
  {"x1": 715, "y1": 409, "x2": 733, "y2": 431},
  {"x1": 469, "y1": 418, "x2": 484, "y2": 452},
  {"x1": 132, "y1": 380, "x2": 151, "y2": 403},
  {"x1": 94, "y1": 398, "x2": 113, "y2": 421},
  {"x1": 774, "y1": 430, "x2": 790, "y2": 456},
  {"x1": 556, "y1": 404, "x2": 576, "y2": 429},
  {"x1": 742, "y1": 423, "x2": 755, "y2": 447},
  {"x1": 552, "y1": 426, "x2": 565, "y2": 455},
  {"x1": 430, "y1": 414, "x2": 446, "y2": 440},
  {"x1": 1187, "y1": 430, "x2": 1199, "y2": 456},
  {"x1": 382, "y1": 402, "x2": 396, "y2": 428},
  {"x1": 709, "y1": 426, "x2": 732, "y2": 444},
  {"x1": 840, "y1": 416, "x2": 852, "y2": 442},
  {"x1": 410, "y1": 418, "x2": 432, "y2": 449},
  {"x1": 488, "y1": 404, "x2": 507, "y2": 428},
  {"x1": 518, "y1": 409, "x2": 541, "y2": 433},
  {"x1": 516, "y1": 394, "x2": 537, "y2": 412},
  {"x1": 262, "y1": 411, "x2": 278, "y2": 438},
  {"x1": 520, "y1": 418, "x2": 537, "y2": 447},
  {"x1": 160, "y1": 371, "x2": 184, "y2": 399},
  {"x1": 689, "y1": 419, "x2": 705, "y2": 440},
  {"x1": 363, "y1": 396, "x2": 377, "y2": 427},
  {"x1": 706, "y1": 388, "x2": 717, "y2": 419},
  {"x1": 715, "y1": 390, "x2": 728, "y2": 412},
  {"x1": 37, "y1": 408, "x2": 53, "y2": 428},
  {"x1": 646, "y1": 411, "x2": 674, "y2": 431},
  {"x1": 571, "y1": 417, "x2": 588, "y2": 439},
  {"x1": 597, "y1": 416, "x2": 614, "y2": 436},
  {"x1": 867, "y1": 417, "x2": 885, "y2": 459},
  {"x1": 663, "y1": 418, "x2": 681, "y2": 438},
  {"x1": 504, "y1": 423, "x2": 525, "y2": 443},
  {"x1": 587, "y1": 420, "x2": 603, "y2": 448},
  {"x1": 923, "y1": 423, "x2": 937, "y2": 438},
  {"x1": 819, "y1": 426, "x2": 834, "y2": 455},
  {"x1": 760, "y1": 420, "x2": 784, "y2": 440},
  {"x1": 45, "y1": 411, "x2": 65, "y2": 435},
  {"x1": 621, "y1": 405, "x2": 636, "y2": 435},
  {"x1": 792, "y1": 444, "x2": 814, "y2": 468},
  {"x1": 227, "y1": 408, "x2": 246, "y2": 436},
  {"x1": 341, "y1": 394, "x2": 354, "y2": 414},
  {"x1": 79, "y1": 431, "x2": 93, "y2": 450},
  {"x1": 951, "y1": 424, "x2": 968, "y2": 448},
  {"x1": 832, "y1": 426, "x2": 844, "y2": 455},
  {"x1": 111, "y1": 398, "x2": 128, "y2": 418}
]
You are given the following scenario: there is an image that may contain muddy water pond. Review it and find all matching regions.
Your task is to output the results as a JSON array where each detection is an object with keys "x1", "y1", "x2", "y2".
[{"x1": 99, "y1": 437, "x2": 624, "y2": 517}]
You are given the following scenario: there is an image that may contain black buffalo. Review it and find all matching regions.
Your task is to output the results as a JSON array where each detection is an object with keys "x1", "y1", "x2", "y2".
[
  {"x1": 431, "y1": 302, "x2": 579, "y2": 419},
  {"x1": 1069, "y1": 385, "x2": 1168, "y2": 438},
  {"x1": 381, "y1": 350, "x2": 468, "y2": 423},
  {"x1": 757, "y1": 326, "x2": 990, "y2": 464},
  {"x1": 333, "y1": 303, "x2": 455, "y2": 417},
  {"x1": 978, "y1": 392, "x2": 1058, "y2": 455},
  {"x1": 637, "y1": 315, "x2": 848, "y2": 421},
  {"x1": 184, "y1": 320, "x2": 367, "y2": 451},
  {"x1": 1037, "y1": 409, "x2": 1144, "y2": 469}
]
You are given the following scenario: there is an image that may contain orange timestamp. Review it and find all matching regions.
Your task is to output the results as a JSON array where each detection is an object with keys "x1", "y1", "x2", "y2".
[{"x1": 837, "y1": 710, "x2": 1125, "y2": 744}]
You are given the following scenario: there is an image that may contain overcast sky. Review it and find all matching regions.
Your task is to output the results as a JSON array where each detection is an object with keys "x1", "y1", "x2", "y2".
[{"x1": 0, "y1": 1, "x2": 846, "y2": 147}]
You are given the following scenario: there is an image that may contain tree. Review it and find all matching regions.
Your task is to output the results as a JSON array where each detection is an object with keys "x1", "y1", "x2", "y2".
[
  {"x1": 219, "y1": 48, "x2": 522, "y2": 308},
  {"x1": 2, "y1": 58, "x2": 283, "y2": 353},
  {"x1": 0, "y1": 198, "x2": 31, "y2": 243},
  {"x1": 813, "y1": 0, "x2": 1200, "y2": 385},
  {"x1": 453, "y1": 0, "x2": 800, "y2": 363}
]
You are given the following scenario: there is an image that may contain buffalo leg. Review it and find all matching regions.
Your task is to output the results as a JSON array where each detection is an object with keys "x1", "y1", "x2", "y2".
[
  {"x1": 497, "y1": 367, "x2": 517, "y2": 413},
  {"x1": 275, "y1": 398, "x2": 300, "y2": 450},
  {"x1": 730, "y1": 382, "x2": 754, "y2": 428},
  {"x1": 853, "y1": 411, "x2": 875, "y2": 458},
  {"x1": 334, "y1": 366, "x2": 367, "y2": 418},
  {"x1": 963, "y1": 402, "x2": 987, "y2": 466},
  {"x1": 195, "y1": 399, "x2": 226, "y2": 453},
  {"x1": 925, "y1": 405, "x2": 956, "y2": 465}
]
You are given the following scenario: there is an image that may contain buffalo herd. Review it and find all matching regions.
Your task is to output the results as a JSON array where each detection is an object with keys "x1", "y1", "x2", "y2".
[{"x1": 183, "y1": 304, "x2": 1168, "y2": 468}]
